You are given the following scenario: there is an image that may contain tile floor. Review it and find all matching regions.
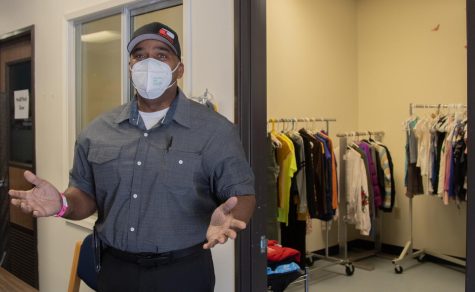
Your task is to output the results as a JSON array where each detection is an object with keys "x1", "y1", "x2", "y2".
[{"x1": 284, "y1": 255, "x2": 465, "y2": 292}]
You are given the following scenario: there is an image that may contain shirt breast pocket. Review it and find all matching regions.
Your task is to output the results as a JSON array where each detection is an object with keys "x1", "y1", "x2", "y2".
[
  {"x1": 164, "y1": 149, "x2": 202, "y2": 190},
  {"x1": 87, "y1": 146, "x2": 121, "y2": 192}
]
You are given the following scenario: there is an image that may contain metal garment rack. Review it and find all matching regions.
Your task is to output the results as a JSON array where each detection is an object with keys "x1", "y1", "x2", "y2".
[
  {"x1": 392, "y1": 103, "x2": 467, "y2": 274},
  {"x1": 336, "y1": 131, "x2": 385, "y2": 271},
  {"x1": 267, "y1": 117, "x2": 336, "y2": 133},
  {"x1": 267, "y1": 117, "x2": 351, "y2": 292}
]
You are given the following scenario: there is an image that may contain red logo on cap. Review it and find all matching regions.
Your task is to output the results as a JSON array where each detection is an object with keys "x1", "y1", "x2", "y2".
[{"x1": 159, "y1": 28, "x2": 175, "y2": 44}]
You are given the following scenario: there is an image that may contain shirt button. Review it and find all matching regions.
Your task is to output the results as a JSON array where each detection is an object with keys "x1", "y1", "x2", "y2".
[
  {"x1": 178, "y1": 160, "x2": 183, "y2": 165},
  {"x1": 144, "y1": 133, "x2": 148, "y2": 137},
  {"x1": 133, "y1": 194, "x2": 138, "y2": 199},
  {"x1": 137, "y1": 161, "x2": 142, "y2": 166},
  {"x1": 130, "y1": 227, "x2": 135, "y2": 232}
]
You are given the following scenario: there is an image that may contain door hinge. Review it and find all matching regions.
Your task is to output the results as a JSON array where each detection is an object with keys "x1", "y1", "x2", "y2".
[{"x1": 260, "y1": 235, "x2": 267, "y2": 254}]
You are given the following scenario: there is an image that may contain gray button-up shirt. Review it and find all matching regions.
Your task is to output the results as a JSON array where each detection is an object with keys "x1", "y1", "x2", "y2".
[{"x1": 69, "y1": 89, "x2": 255, "y2": 253}]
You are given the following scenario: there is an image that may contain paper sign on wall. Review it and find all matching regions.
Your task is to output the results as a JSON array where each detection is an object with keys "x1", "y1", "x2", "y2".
[{"x1": 14, "y1": 89, "x2": 29, "y2": 119}]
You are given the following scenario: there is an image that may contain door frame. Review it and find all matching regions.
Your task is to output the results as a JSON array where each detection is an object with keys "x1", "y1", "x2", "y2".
[
  {"x1": 466, "y1": 0, "x2": 474, "y2": 291},
  {"x1": 1, "y1": 25, "x2": 35, "y2": 171},
  {"x1": 234, "y1": 0, "x2": 267, "y2": 291},
  {"x1": 0, "y1": 25, "x2": 37, "y2": 288},
  {"x1": 234, "y1": 1, "x2": 475, "y2": 291}
]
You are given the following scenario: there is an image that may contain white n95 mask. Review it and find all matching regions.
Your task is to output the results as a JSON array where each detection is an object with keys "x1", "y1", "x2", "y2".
[{"x1": 131, "y1": 58, "x2": 180, "y2": 100}]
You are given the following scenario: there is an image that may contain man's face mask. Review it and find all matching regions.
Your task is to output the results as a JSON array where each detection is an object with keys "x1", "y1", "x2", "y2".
[{"x1": 131, "y1": 58, "x2": 180, "y2": 100}]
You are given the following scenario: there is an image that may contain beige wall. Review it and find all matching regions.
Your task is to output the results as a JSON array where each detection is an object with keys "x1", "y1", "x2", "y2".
[
  {"x1": 0, "y1": 0, "x2": 236, "y2": 291},
  {"x1": 267, "y1": 0, "x2": 360, "y2": 252},
  {"x1": 267, "y1": 0, "x2": 467, "y2": 257},
  {"x1": 357, "y1": 0, "x2": 467, "y2": 257}
]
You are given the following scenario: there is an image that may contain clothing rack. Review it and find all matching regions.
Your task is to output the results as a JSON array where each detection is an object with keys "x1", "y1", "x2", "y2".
[
  {"x1": 267, "y1": 117, "x2": 352, "y2": 292},
  {"x1": 337, "y1": 131, "x2": 385, "y2": 271},
  {"x1": 268, "y1": 117, "x2": 336, "y2": 135},
  {"x1": 392, "y1": 103, "x2": 467, "y2": 274},
  {"x1": 303, "y1": 120, "x2": 356, "y2": 279}
]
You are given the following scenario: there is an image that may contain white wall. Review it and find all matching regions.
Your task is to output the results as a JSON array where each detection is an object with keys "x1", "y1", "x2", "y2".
[
  {"x1": 184, "y1": 1, "x2": 236, "y2": 290},
  {"x1": 357, "y1": 0, "x2": 467, "y2": 257},
  {"x1": 0, "y1": 0, "x2": 236, "y2": 291}
]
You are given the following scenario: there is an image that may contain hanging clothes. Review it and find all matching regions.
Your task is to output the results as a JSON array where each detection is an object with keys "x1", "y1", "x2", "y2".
[
  {"x1": 340, "y1": 134, "x2": 395, "y2": 236},
  {"x1": 358, "y1": 141, "x2": 383, "y2": 210},
  {"x1": 316, "y1": 132, "x2": 339, "y2": 212},
  {"x1": 405, "y1": 116, "x2": 425, "y2": 197},
  {"x1": 404, "y1": 109, "x2": 467, "y2": 204},
  {"x1": 299, "y1": 129, "x2": 326, "y2": 219},
  {"x1": 266, "y1": 122, "x2": 341, "y2": 260},
  {"x1": 298, "y1": 128, "x2": 336, "y2": 221},
  {"x1": 274, "y1": 131, "x2": 297, "y2": 225},
  {"x1": 266, "y1": 133, "x2": 281, "y2": 240},
  {"x1": 373, "y1": 142, "x2": 395, "y2": 211},
  {"x1": 281, "y1": 131, "x2": 307, "y2": 267},
  {"x1": 286, "y1": 131, "x2": 308, "y2": 220},
  {"x1": 432, "y1": 116, "x2": 448, "y2": 195},
  {"x1": 344, "y1": 146, "x2": 371, "y2": 236},
  {"x1": 451, "y1": 120, "x2": 467, "y2": 201}
]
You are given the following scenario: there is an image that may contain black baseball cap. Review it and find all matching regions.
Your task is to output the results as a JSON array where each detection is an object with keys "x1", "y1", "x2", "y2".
[{"x1": 127, "y1": 22, "x2": 181, "y2": 59}]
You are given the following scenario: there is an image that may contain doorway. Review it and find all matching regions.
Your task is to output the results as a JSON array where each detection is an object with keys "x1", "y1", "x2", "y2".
[
  {"x1": 0, "y1": 26, "x2": 37, "y2": 289},
  {"x1": 235, "y1": 0, "x2": 475, "y2": 291}
]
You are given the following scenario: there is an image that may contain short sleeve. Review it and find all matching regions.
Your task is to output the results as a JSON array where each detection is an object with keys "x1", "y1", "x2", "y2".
[
  {"x1": 203, "y1": 123, "x2": 255, "y2": 202},
  {"x1": 69, "y1": 138, "x2": 95, "y2": 198}
]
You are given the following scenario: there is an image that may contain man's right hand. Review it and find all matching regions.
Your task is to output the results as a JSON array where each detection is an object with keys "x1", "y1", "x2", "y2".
[{"x1": 8, "y1": 170, "x2": 62, "y2": 217}]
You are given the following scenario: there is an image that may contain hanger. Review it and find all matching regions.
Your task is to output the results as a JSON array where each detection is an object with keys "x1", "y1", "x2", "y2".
[
  {"x1": 268, "y1": 118, "x2": 282, "y2": 148},
  {"x1": 192, "y1": 88, "x2": 215, "y2": 105}
]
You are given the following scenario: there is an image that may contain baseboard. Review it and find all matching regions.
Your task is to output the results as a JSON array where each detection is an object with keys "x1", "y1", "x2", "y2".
[
  {"x1": 309, "y1": 239, "x2": 466, "y2": 269},
  {"x1": 308, "y1": 239, "x2": 402, "y2": 257}
]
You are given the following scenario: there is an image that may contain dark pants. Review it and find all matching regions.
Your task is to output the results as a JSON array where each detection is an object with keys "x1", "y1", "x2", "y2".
[{"x1": 98, "y1": 248, "x2": 215, "y2": 292}]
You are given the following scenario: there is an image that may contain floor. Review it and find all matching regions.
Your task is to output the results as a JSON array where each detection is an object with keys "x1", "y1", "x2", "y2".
[
  {"x1": 0, "y1": 267, "x2": 38, "y2": 292},
  {"x1": 285, "y1": 255, "x2": 465, "y2": 292}
]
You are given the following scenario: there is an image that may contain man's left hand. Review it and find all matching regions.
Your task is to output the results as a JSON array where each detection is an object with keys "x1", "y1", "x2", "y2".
[{"x1": 203, "y1": 196, "x2": 247, "y2": 249}]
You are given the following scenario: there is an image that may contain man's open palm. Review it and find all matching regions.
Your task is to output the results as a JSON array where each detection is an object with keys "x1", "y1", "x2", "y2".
[
  {"x1": 203, "y1": 196, "x2": 247, "y2": 249},
  {"x1": 9, "y1": 170, "x2": 62, "y2": 217}
]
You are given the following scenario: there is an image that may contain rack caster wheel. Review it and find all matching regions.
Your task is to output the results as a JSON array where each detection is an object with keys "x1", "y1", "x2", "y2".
[
  {"x1": 395, "y1": 265, "x2": 403, "y2": 274},
  {"x1": 345, "y1": 263, "x2": 355, "y2": 276},
  {"x1": 305, "y1": 257, "x2": 314, "y2": 267}
]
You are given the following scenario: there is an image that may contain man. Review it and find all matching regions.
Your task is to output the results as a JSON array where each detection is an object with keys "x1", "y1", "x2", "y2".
[{"x1": 9, "y1": 22, "x2": 256, "y2": 292}]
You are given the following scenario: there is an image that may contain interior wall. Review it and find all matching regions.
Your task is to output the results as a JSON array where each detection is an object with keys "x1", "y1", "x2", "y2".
[
  {"x1": 184, "y1": 0, "x2": 236, "y2": 290},
  {"x1": 0, "y1": 0, "x2": 236, "y2": 291},
  {"x1": 267, "y1": 0, "x2": 359, "y2": 252},
  {"x1": 357, "y1": 0, "x2": 467, "y2": 257}
]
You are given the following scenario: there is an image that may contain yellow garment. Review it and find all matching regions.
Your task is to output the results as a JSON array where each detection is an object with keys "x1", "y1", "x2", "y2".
[{"x1": 275, "y1": 132, "x2": 297, "y2": 225}]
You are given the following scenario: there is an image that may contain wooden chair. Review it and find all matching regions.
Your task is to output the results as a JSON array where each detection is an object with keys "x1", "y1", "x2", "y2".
[{"x1": 68, "y1": 234, "x2": 97, "y2": 292}]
